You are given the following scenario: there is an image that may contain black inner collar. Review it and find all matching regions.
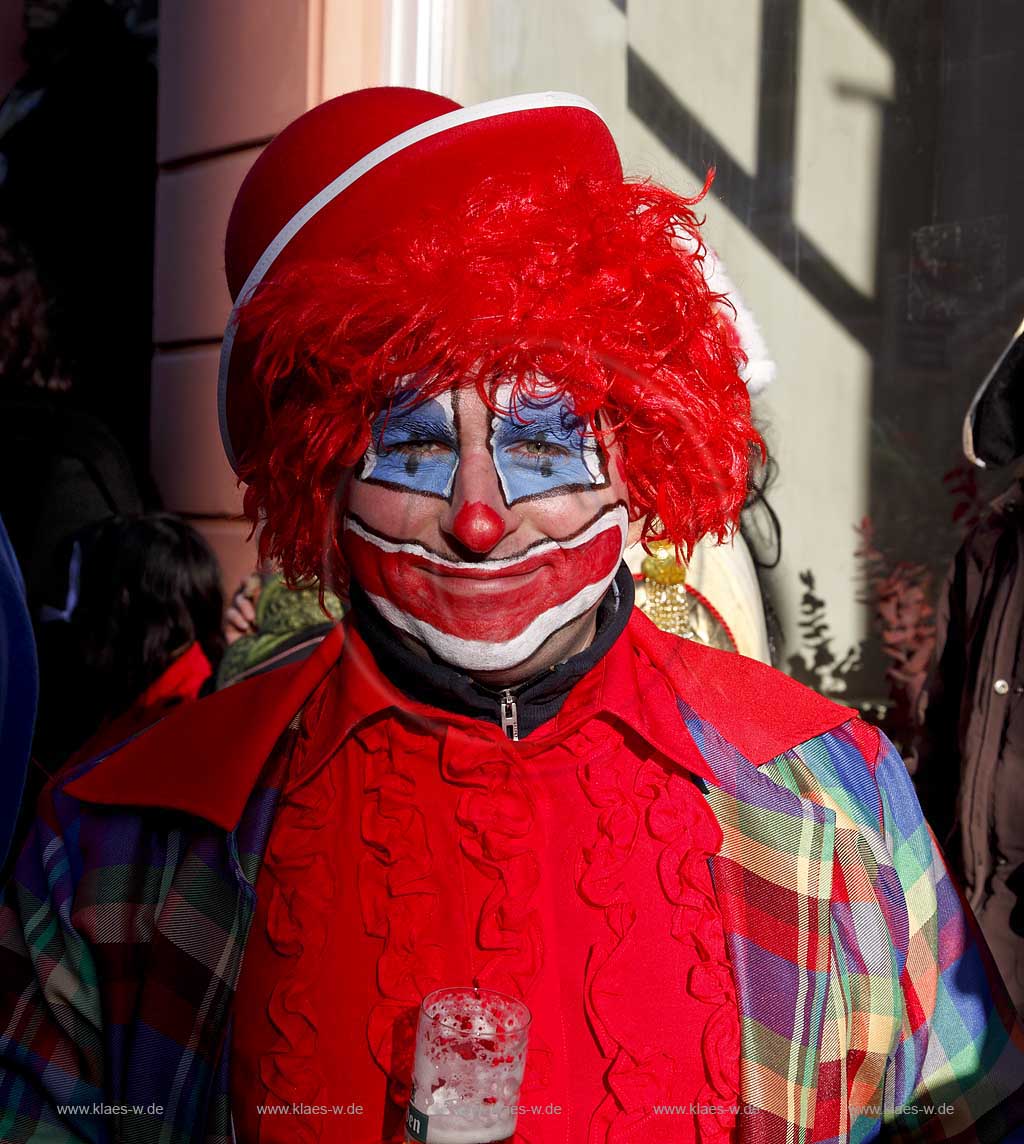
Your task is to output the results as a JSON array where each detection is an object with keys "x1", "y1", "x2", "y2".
[{"x1": 350, "y1": 563, "x2": 634, "y2": 739}]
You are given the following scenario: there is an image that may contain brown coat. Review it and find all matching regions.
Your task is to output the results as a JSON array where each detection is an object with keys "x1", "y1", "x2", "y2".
[{"x1": 917, "y1": 479, "x2": 1024, "y2": 1011}]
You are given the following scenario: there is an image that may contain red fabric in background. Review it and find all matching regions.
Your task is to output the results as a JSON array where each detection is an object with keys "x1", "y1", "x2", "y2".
[{"x1": 63, "y1": 642, "x2": 211, "y2": 769}]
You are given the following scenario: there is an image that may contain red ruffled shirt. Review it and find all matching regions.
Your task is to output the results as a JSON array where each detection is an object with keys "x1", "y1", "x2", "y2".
[{"x1": 231, "y1": 625, "x2": 740, "y2": 1144}]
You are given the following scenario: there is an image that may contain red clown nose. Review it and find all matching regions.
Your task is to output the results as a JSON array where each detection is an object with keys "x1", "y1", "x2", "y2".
[{"x1": 452, "y1": 502, "x2": 506, "y2": 553}]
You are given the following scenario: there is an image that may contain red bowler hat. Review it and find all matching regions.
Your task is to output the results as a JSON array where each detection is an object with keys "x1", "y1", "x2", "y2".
[{"x1": 218, "y1": 87, "x2": 622, "y2": 474}]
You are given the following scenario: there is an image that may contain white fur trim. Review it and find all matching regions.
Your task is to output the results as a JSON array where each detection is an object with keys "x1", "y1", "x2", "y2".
[
  {"x1": 702, "y1": 248, "x2": 776, "y2": 396},
  {"x1": 676, "y1": 236, "x2": 776, "y2": 396}
]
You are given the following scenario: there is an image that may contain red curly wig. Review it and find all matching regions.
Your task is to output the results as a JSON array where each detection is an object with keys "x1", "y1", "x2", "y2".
[{"x1": 233, "y1": 169, "x2": 765, "y2": 590}]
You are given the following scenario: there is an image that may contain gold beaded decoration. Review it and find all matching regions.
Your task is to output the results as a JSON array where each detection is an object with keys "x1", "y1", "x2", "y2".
[{"x1": 639, "y1": 541, "x2": 693, "y2": 637}]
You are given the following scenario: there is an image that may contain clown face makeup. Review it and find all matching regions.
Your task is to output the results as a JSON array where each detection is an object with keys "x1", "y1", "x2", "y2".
[
  {"x1": 343, "y1": 383, "x2": 630, "y2": 678},
  {"x1": 489, "y1": 382, "x2": 608, "y2": 505},
  {"x1": 359, "y1": 390, "x2": 458, "y2": 499}
]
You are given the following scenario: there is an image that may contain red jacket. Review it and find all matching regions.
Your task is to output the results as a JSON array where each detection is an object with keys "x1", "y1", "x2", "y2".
[{"x1": 2, "y1": 613, "x2": 1020, "y2": 1142}]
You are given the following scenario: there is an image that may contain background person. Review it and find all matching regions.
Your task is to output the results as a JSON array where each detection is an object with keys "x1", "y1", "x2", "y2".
[
  {"x1": 61, "y1": 513, "x2": 223, "y2": 760},
  {"x1": 23, "y1": 513, "x2": 223, "y2": 784},
  {"x1": 917, "y1": 317, "x2": 1024, "y2": 1014},
  {"x1": 0, "y1": 224, "x2": 143, "y2": 620},
  {"x1": 218, "y1": 570, "x2": 344, "y2": 688}
]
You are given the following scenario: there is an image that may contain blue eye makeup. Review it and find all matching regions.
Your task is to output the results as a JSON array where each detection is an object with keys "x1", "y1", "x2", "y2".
[
  {"x1": 359, "y1": 391, "x2": 458, "y2": 498},
  {"x1": 358, "y1": 386, "x2": 607, "y2": 504},
  {"x1": 490, "y1": 391, "x2": 607, "y2": 504}
]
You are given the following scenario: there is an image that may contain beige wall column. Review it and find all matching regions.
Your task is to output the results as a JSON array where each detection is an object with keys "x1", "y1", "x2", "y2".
[{"x1": 151, "y1": 0, "x2": 386, "y2": 592}]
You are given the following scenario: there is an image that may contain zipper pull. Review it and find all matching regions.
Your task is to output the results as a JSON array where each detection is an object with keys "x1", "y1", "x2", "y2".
[{"x1": 500, "y1": 689, "x2": 520, "y2": 741}]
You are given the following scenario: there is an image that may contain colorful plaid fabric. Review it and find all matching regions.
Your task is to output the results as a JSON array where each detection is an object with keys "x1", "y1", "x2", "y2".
[
  {"x1": 1, "y1": 655, "x2": 1022, "y2": 1141},
  {"x1": 0, "y1": 745, "x2": 285, "y2": 1144},
  {"x1": 690, "y1": 708, "x2": 1024, "y2": 1143}
]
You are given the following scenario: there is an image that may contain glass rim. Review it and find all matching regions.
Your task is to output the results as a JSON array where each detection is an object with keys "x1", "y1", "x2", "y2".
[{"x1": 420, "y1": 985, "x2": 532, "y2": 1035}]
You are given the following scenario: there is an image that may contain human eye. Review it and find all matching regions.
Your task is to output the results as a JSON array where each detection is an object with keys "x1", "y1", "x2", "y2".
[
  {"x1": 384, "y1": 437, "x2": 455, "y2": 456},
  {"x1": 508, "y1": 438, "x2": 571, "y2": 461}
]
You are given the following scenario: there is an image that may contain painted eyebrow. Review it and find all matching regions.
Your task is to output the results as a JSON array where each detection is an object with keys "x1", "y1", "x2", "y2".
[
  {"x1": 493, "y1": 407, "x2": 586, "y2": 442},
  {"x1": 376, "y1": 408, "x2": 457, "y2": 443}
]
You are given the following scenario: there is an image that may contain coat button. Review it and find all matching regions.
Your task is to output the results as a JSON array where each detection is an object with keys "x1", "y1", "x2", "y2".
[{"x1": 994, "y1": 679, "x2": 1010, "y2": 695}]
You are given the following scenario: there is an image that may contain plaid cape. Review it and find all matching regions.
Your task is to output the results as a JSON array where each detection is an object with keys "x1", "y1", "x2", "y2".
[{"x1": 1, "y1": 616, "x2": 1022, "y2": 1143}]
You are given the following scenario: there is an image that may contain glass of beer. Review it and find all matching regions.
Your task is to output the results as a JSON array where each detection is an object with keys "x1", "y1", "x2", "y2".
[{"x1": 405, "y1": 985, "x2": 531, "y2": 1144}]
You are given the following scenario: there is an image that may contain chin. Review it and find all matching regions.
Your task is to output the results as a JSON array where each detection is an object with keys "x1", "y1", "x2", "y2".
[{"x1": 460, "y1": 611, "x2": 598, "y2": 687}]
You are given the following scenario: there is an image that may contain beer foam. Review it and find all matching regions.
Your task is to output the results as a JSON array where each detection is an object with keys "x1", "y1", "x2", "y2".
[{"x1": 409, "y1": 988, "x2": 529, "y2": 1144}]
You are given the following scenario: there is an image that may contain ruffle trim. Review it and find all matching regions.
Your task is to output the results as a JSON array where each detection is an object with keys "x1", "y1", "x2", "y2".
[
  {"x1": 257, "y1": 707, "x2": 338, "y2": 1143},
  {"x1": 258, "y1": 713, "x2": 548, "y2": 1139},
  {"x1": 256, "y1": 705, "x2": 739, "y2": 1144},
  {"x1": 577, "y1": 723, "x2": 740, "y2": 1144},
  {"x1": 359, "y1": 719, "x2": 451, "y2": 1113}
]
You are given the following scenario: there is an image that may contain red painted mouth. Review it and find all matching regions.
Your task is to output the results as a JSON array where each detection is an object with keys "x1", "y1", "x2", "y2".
[{"x1": 343, "y1": 512, "x2": 625, "y2": 640}]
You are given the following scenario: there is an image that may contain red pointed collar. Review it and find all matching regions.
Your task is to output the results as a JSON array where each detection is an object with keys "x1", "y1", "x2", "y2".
[
  {"x1": 65, "y1": 626, "x2": 348, "y2": 831},
  {"x1": 136, "y1": 641, "x2": 212, "y2": 707},
  {"x1": 622, "y1": 610, "x2": 855, "y2": 763},
  {"x1": 66, "y1": 612, "x2": 854, "y2": 832}
]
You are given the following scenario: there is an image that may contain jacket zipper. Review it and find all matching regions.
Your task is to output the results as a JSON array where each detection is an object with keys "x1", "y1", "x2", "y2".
[{"x1": 500, "y1": 689, "x2": 520, "y2": 741}]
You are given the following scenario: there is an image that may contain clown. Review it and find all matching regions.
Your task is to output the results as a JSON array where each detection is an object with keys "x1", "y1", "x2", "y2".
[
  {"x1": 344, "y1": 381, "x2": 630, "y2": 681},
  {"x1": 1, "y1": 88, "x2": 1022, "y2": 1144}
]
